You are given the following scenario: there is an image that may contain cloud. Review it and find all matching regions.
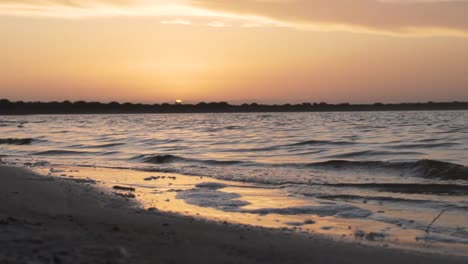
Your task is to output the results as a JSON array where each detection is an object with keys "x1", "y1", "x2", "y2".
[
  {"x1": 189, "y1": 0, "x2": 468, "y2": 36},
  {"x1": 0, "y1": 0, "x2": 184, "y2": 17},
  {"x1": 0, "y1": 0, "x2": 136, "y2": 9},
  {"x1": 240, "y1": 22, "x2": 264, "y2": 28},
  {"x1": 207, "y1": 21, "x2": 227, "y2": 27},
  {"x1": 160, "y1": 18, "x2": 191, "y2": 25},
  {"x1": 1, "y1": 0, "x2": 468, "y2": 36},
  {"x1": 0, "y1": 0, "x2": 281, "y2": 29}
]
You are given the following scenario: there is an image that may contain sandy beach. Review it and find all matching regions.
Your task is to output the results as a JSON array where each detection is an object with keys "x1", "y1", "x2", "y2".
[
  {"x1": 3, "y1": 0, "x2": 468, "y2": 262},
  {"x1": 0, "y1": 165, "x2": 466, "y2": 264}
]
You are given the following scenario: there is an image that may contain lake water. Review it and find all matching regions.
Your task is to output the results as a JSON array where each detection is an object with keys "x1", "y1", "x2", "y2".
[{"x1": 1, "y1": 111, "x2": 468, "y2": 254}]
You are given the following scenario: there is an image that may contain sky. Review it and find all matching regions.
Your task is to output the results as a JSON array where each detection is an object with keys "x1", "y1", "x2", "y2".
[{"x1": 1, "y1": 0, "x2": 468, "y2": 104}]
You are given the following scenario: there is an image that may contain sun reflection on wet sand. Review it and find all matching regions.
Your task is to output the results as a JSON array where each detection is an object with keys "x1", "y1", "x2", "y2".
[{"x1": 33, "y1": 165, "x2": 468, "y2": 257}]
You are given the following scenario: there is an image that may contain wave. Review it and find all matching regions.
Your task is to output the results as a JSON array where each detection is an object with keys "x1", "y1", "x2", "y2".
[
  {"x1": 135, "y1": 154, "x2": 245, "y2": 166},
  {"x1": 324, "y1": 150, "x2": 422, "y2": 159},
  {"x1": 139, "y1": 138, "x2": 182, "y2": 144},
  {"x1": 132, "y1": 153, "x2": 468, "y2": 181},
  {"x1": 220, "y1": 140, "x2": 358, "y2": 153},
  {"x1": 289, "y1": 140, "x2": 356, "y2": 146},
  {"x1": 32, "y1": 150, "x2": 100, "y2": 156},
  {"x1": 387, "y1": 142, "x2": 458, "y2": 149},
  {"x1": 307, "y1": 159, "x2": 468, "y2": 180},
  {"x1": 137, "y1": 154, "x2": 183, "y2": 164},
  {"x1": 314, "y1": 194, "x2": 468, "y2": 210},
  {"x1": 90, "y1": 143, "x2": 126, "y2": 148},
  {"x1": 0, "y1": 138, "x2": 36, "y2": 145},
  {"x1": 71, "y1": 143, "x2": 126, "y2": 149},
  {"x1": 226, "y1": 146, "x2": 280, "y2": 152},
  {"x1": 316, "y1": 183, "x2": 468, "y2": 195}
]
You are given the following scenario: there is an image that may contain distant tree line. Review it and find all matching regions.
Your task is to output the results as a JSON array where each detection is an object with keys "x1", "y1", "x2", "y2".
[{"x1": 0, "y1": 99, "x2": 467, "y2": 115}]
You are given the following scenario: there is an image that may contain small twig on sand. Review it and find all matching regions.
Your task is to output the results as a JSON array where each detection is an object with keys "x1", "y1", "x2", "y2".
[{"x1": 425, "y1": 209, "x2": 448, "y2": 233}]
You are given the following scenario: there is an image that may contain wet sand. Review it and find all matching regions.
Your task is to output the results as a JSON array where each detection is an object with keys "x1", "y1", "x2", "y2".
[{"x1": 0, "y1": 165, "x2": 466, "y2": 264}]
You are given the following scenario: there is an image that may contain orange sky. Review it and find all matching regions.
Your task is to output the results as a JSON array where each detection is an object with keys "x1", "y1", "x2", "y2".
[{"x1": 1, "y1": 0, "x2": 468, "y2": 103}]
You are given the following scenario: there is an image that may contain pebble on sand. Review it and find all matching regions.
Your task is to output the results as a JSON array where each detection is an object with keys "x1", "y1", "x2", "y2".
[{"x1": 113, "y1": 186, "x2": 136, "y2": 192}]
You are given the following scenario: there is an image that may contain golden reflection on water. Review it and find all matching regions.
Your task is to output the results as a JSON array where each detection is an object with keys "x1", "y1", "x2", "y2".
[{"x1": 33, "y1": 166, "x2": 468, "y2": 256}]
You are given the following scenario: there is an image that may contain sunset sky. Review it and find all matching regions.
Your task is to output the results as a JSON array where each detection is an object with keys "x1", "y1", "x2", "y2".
[{"x1": 1, "y1": 0, "x2": 468, "y2": 104}]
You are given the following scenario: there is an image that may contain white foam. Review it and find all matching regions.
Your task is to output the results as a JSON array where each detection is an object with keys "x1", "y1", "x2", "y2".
[
  {"x1": 241, "y1": 204, "x2": 372, "y2": 218},
  {"x1": 176, "y1": 189, "x2": 249, "y2": 210}
]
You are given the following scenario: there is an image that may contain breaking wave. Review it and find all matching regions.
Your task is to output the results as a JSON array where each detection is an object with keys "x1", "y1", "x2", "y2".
[
  {"x1": 135, "y1": 154, "x2": 468, "y2": 180},
  {"x1": 307, "y1": 159, "x2": 468, "y2": 180},
  {"x1": 135, "y1": 154, "x2": 245, "y2": 166}
]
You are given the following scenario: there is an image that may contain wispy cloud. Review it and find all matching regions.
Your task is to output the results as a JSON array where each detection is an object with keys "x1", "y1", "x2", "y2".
[
  {"x1": 190, "y1": 0, "x2": 468, "y2": 36},
  {"x1": 0, "y1": 0, "x2": 280, "y2": 30},
  {"x1": 0, "y1": 0, "x2": 187, "y2": 17},
  {"x1": 1, "y1": 0, "x2": 468, "y2": 36},
  {"x1": 240, "y1": 22, "x2": 264, "y2": 28},
  {"x1": 160, "y1": 18, "x2": 191, "y2": 25},
  {"x1": 207, "y1": 21, "x2": 227, "y2": 27}
]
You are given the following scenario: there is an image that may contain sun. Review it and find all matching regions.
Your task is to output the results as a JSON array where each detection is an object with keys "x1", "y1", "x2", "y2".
[{"x1": 175, "y1": 99, "x2": 183, "y2": 105}]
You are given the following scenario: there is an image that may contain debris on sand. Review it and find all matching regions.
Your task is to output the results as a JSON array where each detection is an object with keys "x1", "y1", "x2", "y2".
[
  {"x1": 365, "y1": 232, "x2": 387, "y2": 241},
  {"x1": 285, "y1": 222, "x2": 305, "y2": 227},
  {"x1": 114, "y1": 192, "x2": 136, "y2": 199},
  {"x1": 355, "y1": 230, "x2": 387, "y2": 241},
  {"x1": 50, "y1": 168, "x2": 65, "y2": 173},
  {"x1": 167, "y1": 189, "x2": 183, "y2": 193},
  {"x1": 355, "y1": 230, "x2": 366, "y2": 238},
  {"x1": 113, "y1": 186, "x2": 135, "y2": 192},
  {"x1": 68, "y1": 178, "x2": 97, "y2": 184},
  {"x1": 144, "y1": 176, "x2": 160, "y2": 181}
]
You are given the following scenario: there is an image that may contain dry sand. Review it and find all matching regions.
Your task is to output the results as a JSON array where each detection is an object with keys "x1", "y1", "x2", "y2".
[{"x1": 0, "y1": 165, "x2": 466, "y2": 264}]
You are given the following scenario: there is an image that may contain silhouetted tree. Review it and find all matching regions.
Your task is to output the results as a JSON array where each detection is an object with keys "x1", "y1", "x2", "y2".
[{"x1": 0, "y1": 99, "x2": 467, "y2": 115}]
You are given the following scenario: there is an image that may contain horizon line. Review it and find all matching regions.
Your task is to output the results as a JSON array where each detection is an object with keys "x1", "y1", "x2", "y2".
[{"x1": 2, "y1": 99, "x2": 468, "y2": 106}]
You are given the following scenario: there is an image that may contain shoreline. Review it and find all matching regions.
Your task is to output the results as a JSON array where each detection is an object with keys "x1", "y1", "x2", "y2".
[
  {"x1": 31, "y1": 164, "x2": 468, "y2": 256},
  {"x1": 1, "y1": 165, "x2": 467, "y2": 263}
]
